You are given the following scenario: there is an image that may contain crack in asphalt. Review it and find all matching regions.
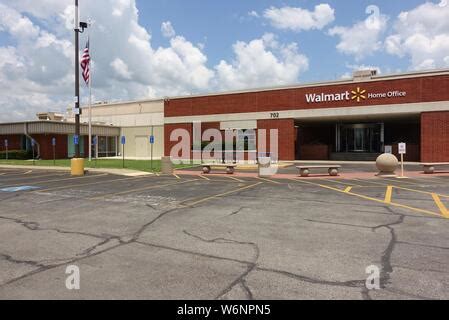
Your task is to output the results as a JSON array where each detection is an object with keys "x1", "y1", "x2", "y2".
[
  {"x1": 397, "y1": 241, "x2": 449, "y2": 250},
  {"x1": 240, "y1": 280, "x2": 253, "y2": 300},
  {"x1": 304, "y1": 218, "x2": 374, "y2": 229},
  {"x1": 0, "y1": 204, "x2": 184, "y2": 288},
  {"x1": 182, "y1": 229, "x2": 259, "y2": 300},
  {"x1": 372, "y1": 208, "x2": 406, "y2": 289},
  {"x1": 0, "y1": 254, "x2": 46, "y2": 269},
  {"x1": 228, "y1": 207, "x2": 246, "y2": 216},
  {"x1": 256, "y1": 267, "x2": 366, "y2": 288},
  {"x1": 0, "y1": 215, "x2": 106, "y2": 240}
]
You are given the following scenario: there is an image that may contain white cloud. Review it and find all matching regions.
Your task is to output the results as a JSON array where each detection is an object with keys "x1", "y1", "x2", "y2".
[
  {"x1": 112, "y1": 0, "x2": 132, "y2": 17},
  {"x1": 329, "y1": 13, "x2": 388, "y2": 60},
  {"x1": 385, "y1": 2, "x2": 449, "y2": 70},
  {"x1": 0, "y1": 0, "x2": 216, "y2": 121},
  {"x1": 161, "y1": 21, "x2": 176, "y2": 38},
  {"x1": 111, "y1": 58, "x2": 132, "y2": 79},
  {"x1": 248, "y1": 11, "x2": 260, "y2": 18},
  {"x1": 263, "y1": 4, "x2": 335, "y2": 32},
  {"x1": 0, "y1": 1, "x2": 311, "y2": 122},
  {"x1": 215, "y1": 33, "x2": 309, "y2": 90}
]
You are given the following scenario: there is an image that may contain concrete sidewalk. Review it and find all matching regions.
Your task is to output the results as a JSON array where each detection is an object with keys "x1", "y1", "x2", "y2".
[
  {"x1": 0, "y1": 164, "x2": 153, "y2": 177},
  {"x1": 175, "y1": 169, "x2": 449, "y2": 180}
]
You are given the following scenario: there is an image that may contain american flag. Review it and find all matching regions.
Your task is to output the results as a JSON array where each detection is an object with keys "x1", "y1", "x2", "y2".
[{"x1": 80, "y1": 38, "x2": 90, "y2": 85}]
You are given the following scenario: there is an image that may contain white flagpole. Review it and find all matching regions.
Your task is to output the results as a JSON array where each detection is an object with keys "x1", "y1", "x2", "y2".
[{"x1": 88, "y1": 22, "x2": 92, "y2": 162}]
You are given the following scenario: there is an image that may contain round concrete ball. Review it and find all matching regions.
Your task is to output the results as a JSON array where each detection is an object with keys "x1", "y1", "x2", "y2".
[{"x1": 376, "y1": 153, "x2": 399, "y2": 173}]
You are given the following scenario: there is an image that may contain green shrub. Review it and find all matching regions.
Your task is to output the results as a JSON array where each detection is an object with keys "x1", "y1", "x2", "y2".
[{"x1": 0, "y1": 150, "x2": 33, "y2": 160}]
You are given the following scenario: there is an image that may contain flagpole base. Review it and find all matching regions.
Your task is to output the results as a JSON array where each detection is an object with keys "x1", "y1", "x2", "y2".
[{"x1": 71, "y1": 158, "x2": 85, "y2": 176}]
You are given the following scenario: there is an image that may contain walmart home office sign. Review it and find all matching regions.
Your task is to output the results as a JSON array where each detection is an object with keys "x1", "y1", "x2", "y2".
[{"x1": 305, "y1": 87, "x2": 407, "y2": 104}]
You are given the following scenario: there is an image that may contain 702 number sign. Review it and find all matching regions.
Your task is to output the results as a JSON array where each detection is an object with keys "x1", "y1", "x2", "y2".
[{"x1": 270, "y1": 112, "x2": 280, "y2": 119}]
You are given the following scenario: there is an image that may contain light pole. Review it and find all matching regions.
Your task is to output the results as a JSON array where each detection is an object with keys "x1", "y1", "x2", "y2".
[
  {"x1": 71, "y1": 0, "x2": 88, "y2": 176},
  {"x1": 74, "y1": 0, "x2": 80, "y2": 159}
]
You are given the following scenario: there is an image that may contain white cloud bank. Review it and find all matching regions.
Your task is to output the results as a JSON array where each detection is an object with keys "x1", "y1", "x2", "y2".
[
  {"x1": 263, "y1": 4, "x2": 335, "y2": 32},
  {"x1": 328, "y1": 11, "x2": 388, "y2": 60},
  {"x1": 215, "y1": 33, "x2": 309, "y2": 90},
  {"x1": 0, "y1": 0, "x2": 310, "y2": 121},
  {"x1": 385, "y1": 1, "x2": 449, "y2": 70}
]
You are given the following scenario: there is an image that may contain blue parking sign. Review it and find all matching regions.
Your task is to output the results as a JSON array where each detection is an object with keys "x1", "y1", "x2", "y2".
[
  {"x1": 31, "y1": 139, "x2": 35, "y2": 147},
  {"x1": 121, "y1": 136, "x2": 126, "y2": 145},
  {"x1": 150, "y1": 135, "x2": 155, "y2": 144},
  {"x1": 73, "y1": 135, "x2": 79, "y2": 145},
  {"x1": 52, "y1": 137, "x2": 56, "y2": 146},
  {"x1": 92, "y1": 136, "x2": 97, "y2": 146},
  {"x1": 4, "y1": 139, "x2": 7, "y2": 147}
]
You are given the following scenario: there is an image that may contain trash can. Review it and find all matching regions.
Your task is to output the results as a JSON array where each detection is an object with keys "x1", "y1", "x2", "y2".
[{"x1": 258, "y1": 157, "x2": 272, "y2": 177}]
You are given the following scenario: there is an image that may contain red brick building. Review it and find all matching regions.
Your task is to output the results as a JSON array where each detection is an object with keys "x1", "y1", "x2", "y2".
[
  {"x1": 0, "y1": 121, "x2": 120, "y2": 160},
  {"x1": 164, "y1": 69, "x2": 449, "y2": 162}
]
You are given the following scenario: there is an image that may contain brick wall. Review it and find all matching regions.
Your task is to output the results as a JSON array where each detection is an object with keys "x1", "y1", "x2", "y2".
[
  {"x1": 421, "y1": 112, "x2": 449, "y2": 162},
  {"x1": 33, "y1": 134, "x2": 68, "y2": 160},
  {"x1": 164, "y1": 123, "x2": 192, "y2": 159},
  {"x1": 257, "y1": 119, "x2": 295, "y2": 161},
  {"x1": 166, "y1": 75, "x2": 449, "y2": 117},
  {"x1": 0, "y1": 135, "x2": 22, "y2": 150},
  {"x1": 300, "y1": 145, "x2": 330, "y2": 160},
  {"x1": 392, "y1": 144, "x2": 420, "y2": 162}
]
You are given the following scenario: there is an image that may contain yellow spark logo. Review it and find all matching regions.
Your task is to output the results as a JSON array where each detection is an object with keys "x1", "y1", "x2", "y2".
[{"x1": 351, "y1": 87, "x2": 367, "y2": 102}]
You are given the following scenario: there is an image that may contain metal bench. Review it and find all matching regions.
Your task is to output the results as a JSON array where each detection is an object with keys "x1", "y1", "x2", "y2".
[
  {"x1": 296, "y1": 165, "x2": 341, "y2": 177},
  {"x1": 422, "y1": 163, "x2": 449, "y2": 174},
  {"x1": 202, "y1": 163, "x2": 237, "y2": 174}
]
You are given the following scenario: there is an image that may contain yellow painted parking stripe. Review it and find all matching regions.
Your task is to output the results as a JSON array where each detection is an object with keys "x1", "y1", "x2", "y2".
[
  {"x1": 173, "y1": 173, "x2": 181, "y2": 179},
  {"x1": 352, "y1": 178, "x2": 388, "y2": 186},
  {"x1": 198, "y1": 174, "x2": 211, "y2": 181},
  {"x1": 89, "y1": 179, "x2": 197, "y2": 200},
  {"x1": 224, "y1": 175, "x2": 245, "y2": 183},
  {"x1": 182, "y1": 182, "x2": 262, "y2": 207},
  {"x1": 344, "y1": 187, "x2": 352, "y2": 193},
  {"x1": 290, "y1": 178, "x2": 444, "y2": 218},
  {"x1": 255, "y1": 177, "x2": 281, "y2": 184},
  {"x1": 354, "y1": 178, "x2": 449, "y2": 199},
  {"x1": 432, "y1": 193, "x2": 449, "y2": 218},
  {"x1": 321, "y1": 179, "x2": 363, "y2": 188},
  {"x1": 381, "y1": 177, "x2": 422, "y2": 186},
  {"x1": 35, "y1": 174, "x2": 145, "y2": 193},
  {"x1": 384, "y1": 186, "x2": 393, "y2": 204},
  {"x1": 392, "y1": 185, "x2": 449, "y2": 199}
]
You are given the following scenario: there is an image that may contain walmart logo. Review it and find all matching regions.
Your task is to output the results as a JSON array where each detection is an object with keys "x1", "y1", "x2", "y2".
[{"x1": 351, "y1": 87, "x2": 367, "y2": 102}]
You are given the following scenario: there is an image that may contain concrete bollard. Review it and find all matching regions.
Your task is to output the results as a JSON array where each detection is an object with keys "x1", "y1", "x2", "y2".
[
  {"x1": 71, "y1": 158, "x2": 85, "y2": 176},
  {"x1": 376, "y1": 153, "x2": 399, "y2": 177},
  {"x1": 161, "y1": 156, "x2": 173, "y2": 175}
]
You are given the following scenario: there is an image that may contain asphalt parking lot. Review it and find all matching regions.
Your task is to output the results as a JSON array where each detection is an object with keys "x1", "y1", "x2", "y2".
[{"x1": 0, "y1": 167, "x2": 448, "y2": 300}]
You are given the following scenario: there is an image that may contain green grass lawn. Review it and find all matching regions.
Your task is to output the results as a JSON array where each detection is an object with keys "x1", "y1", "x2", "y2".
[{"x1": 0, "y1": 159, "x2": 196, "y2": 173}]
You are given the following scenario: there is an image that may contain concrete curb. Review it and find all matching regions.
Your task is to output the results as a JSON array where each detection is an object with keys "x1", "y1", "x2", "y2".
[{"x1": 0, "y1": 164, "x2": 153, "y2": 177}]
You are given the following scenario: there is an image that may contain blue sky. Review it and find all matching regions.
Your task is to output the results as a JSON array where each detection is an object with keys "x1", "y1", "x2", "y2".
[
  {"x1": 136, "y1": 0, "x2": 434, "y2": 81},
  {"x1": 0, "y1": 0, "x2": 448, "y2": 120}
]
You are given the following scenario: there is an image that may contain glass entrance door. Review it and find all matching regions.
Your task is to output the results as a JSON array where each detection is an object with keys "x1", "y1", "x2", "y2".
[{"x1": 337, "y1": 124, "x2": 382, "y2": 153}]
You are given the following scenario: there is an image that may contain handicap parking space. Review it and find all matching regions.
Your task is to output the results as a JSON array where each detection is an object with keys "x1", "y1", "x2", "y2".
[{"x1": 0, "y1": 167, "x2": 448, "y2": 299}]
